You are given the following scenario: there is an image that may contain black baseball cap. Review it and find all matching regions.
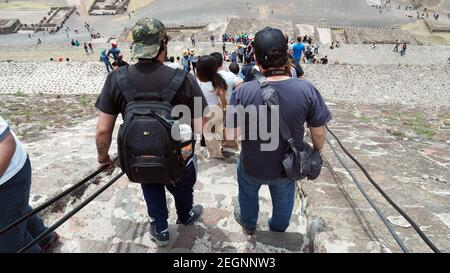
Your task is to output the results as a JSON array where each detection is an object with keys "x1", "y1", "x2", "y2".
[{"x1": 253, "y1": 27, "x2": 288, "y2": 58}]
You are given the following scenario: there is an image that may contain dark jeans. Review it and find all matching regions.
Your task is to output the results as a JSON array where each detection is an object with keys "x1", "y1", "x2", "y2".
[
  {"x1": 0, "y1": 158, "x2": 54, "y2": 253},
  {"x1": 237, "y1": 162, "x2": 296, "y2": 232},
  {"x1": 141, "y1": 159, "x2": 197, "y2": 233},
  {"x1": 238, "y1": 54, "x2": 244, "y2": 63},
  {"x1": 104, "y1": 62, "x2": 113, "y2": 72}
]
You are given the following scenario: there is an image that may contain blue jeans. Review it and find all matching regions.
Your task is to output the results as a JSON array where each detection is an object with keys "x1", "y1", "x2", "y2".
[
  {"x1": 0, "y1": 158, "x2": 54, "y2": 253},
  {"x1": 237, "y1": 162, "x2": 296, "y2": 232},
  {"x1": 141, "y1": 159, "x2": 197, "y2": 233}
]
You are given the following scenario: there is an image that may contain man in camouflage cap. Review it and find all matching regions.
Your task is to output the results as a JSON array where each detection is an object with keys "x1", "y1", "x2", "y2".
[
  {"x1": 132, "y1": 18, "x2": 168, "y2": 60},
  {"x1": 95, "y1": 18, "x2": 208, "y2": 246}
]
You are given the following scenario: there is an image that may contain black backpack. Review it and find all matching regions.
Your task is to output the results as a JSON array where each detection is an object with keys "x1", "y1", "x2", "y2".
[{"x1": 115, "y1": 66, "x2": 188, "y2": 185}]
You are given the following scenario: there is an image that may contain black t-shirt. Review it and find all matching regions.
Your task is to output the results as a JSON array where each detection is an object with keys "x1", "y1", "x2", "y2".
[{"x1": 95, "y1": 61, "x2": 208, "y2": 122}]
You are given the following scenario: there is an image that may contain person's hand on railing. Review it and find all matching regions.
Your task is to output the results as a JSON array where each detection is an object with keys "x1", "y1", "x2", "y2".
[{"x1": 98, "y1": 154, "x2": 116, "y2": 175}]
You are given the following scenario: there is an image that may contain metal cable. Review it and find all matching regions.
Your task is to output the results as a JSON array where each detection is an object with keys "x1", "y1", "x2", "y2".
[
  {"x1": 0, "y1": 157, "x2": 117, "y2": 238},
  {"x1": 326, "y1": 124, "x2": 441, "y2": 253},
  {"x1": 18, "y1": 172, "x2": 124, "y2": 253},
  {"x1": 326, "y1": 138, "x2": 409, "y2": 253}
]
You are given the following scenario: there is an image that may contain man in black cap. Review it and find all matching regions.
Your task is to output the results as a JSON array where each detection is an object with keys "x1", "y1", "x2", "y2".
[
  {"x1": 225, "y1": 27, "x2": 332, "y2": 235},
  {"x1": 94, "y1": 18, "x2": 208, "y2": 246}
]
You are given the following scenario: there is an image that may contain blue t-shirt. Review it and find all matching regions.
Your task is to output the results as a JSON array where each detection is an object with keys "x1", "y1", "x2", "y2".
[
  {"x1": 226, "y1": 78, "x2": 332, "y2": 180},
  {"x1": 108, "y1": 48, "x2": 121, "y2": 60},
  {"x1": 291, "y1": 43, "x2": 305, "y2": 60}
]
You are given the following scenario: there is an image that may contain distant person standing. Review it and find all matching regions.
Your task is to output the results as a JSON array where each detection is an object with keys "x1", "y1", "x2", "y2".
[
  {"x1": 100, "y1": 49, "x2": 113, "y2": 72},
  {"x1": 290, "y1": 36, "x2": 306, "y2": 72},
  {"x1": 313, "y1": 42, "x2": 320, "y2": 54},
  {"x1": 83, "y1": 43, "x2": 89, "y2": 54},
  {"x1": 210, "y1": 34, "x2": 215, "y2": 47},
  {"x1": 181, "y1": 50, "x2": 191, "y2": 72},
  {"x1": 237, "y1": 44, "x2": 245, "y2": 63},
  {"x1": 190, "y1": 52, "x2": 198, "y2": 74},
  {"x1": 400, "y1": 42, "x2": 407, "y2": 56},
  {"x1": 108, "y1": 42, "x2": 121, "y2": 62},
  {"x1": 230, "y1": 50, "x2": 238, "y2": 63},
  {"x1": 191, "y1": 33, "x2": 196, "y2": 47},
  {"x1": 88, "y1": 42, "x2": 94, "y2": 54},
  {"x1": 393, "y1": 40, "x2": 400, "y2": 52}
]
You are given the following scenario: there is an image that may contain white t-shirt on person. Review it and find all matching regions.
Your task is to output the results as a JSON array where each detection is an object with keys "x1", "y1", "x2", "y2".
[
  {"x1": 197, "y1": 80, "x2": 220, "y2": 106},
  {"x1": 0, "y1": 116, "x2": 27, "y2": 186},
  {"x1": 218, "y1": 70, "x2": 242, "y2": 103}
]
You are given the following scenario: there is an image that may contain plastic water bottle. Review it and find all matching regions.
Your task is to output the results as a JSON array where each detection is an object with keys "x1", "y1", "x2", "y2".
[{"x1": 179, "y1": 124, "x2": 193, "y2": 160}]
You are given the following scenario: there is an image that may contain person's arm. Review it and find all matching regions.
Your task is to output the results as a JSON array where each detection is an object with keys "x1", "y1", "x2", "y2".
[
  {"x1": 217, "y1": 88, "x2": 228, "y2": 110},
  {"x1": 96, "y1": 112, "x2": 117, "y2": 167},
  {"x1": 0, "y1": 132, "x2": 16, "y2": 177},
  {"x1": 309, "y1": 126, "x2": 326, "y2": 152},
  {"x1": 305, "y1": 83, "x2": 332, "y2": 150}
]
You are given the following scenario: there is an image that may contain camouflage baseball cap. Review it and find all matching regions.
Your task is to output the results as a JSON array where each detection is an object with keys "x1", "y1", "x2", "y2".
[{"x1": 132, "y1": 18, "x2": 167, "y2": 59}]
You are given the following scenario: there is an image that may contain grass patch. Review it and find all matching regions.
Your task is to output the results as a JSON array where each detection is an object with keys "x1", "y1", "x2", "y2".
[
  {"x1": 386, "y1": 112, "x2": 402, "y2": 125},
  {"x1": 77, "y1": 95, "x2": 91, "y2": 107},
  {"x1": 13, "y1": 90, "x2": 26, "y2": 97},
  {"x1": 406, "y1": 112, "x2": 435, "y2": 139},
  {"x1": 360, "y1": 114, "x2": 372, "y2": 123}
]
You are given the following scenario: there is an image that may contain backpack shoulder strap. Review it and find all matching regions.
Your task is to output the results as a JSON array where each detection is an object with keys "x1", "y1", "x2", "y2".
[
  {"x1": 115, "y1": 66, "x2": 139, "y2": 103},
  {"x1": 160, "y1": 69, "x2": 187, "y2": 103},
  {"x1": 253, "y1": 71, "x2": 293, "y2": 145}
]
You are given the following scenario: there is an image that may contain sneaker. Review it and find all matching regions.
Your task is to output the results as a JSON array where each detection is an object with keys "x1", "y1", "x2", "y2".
[
  {"x1": 177, "y1": 204, "x2": 203, "y2": 225},
  {"x1": 234, "y1": 206, "x2": 256, "y2": 235},
  {"x1": 150, "y1": 225, "x2": 170, "y2": 247},
  {"x1": 41, "y1": 232, "x2": 62, "y2": 253}
]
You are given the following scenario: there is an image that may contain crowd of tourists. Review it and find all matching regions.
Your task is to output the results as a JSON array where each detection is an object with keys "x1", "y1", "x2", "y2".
[{"x1": 1, "y1": 17, "x2": 333, "y2": 252}]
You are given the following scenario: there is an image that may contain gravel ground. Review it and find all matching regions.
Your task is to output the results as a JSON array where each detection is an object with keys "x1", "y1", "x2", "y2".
[
  {"x1": 305, "y1": 63, "x2": 450, "y2": 107},
  {"x1": 316, "y1": 44, "x2": 450, "y2": 65},
  {"x1": 0, "y1": 93, "x2": 98, "y2": 142},
  {"x1": 1, "y1": 60, "x2": 448, "y2": 107}
]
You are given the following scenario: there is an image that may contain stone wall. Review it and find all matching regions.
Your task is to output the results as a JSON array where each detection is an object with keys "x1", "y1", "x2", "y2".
[
  {"x1": 343, "y1": 28, "x2": 421, "y2": 44},
  {"x1": 89, "y1": 0, "x2": 131, "y2": 16},
  {"x1": 19, "y1": 7, "x2": 75, "y2": 33},
  {"x1": 0, "y1": 18, "x2": 21, "y2": 34},
  {"x1": 225, "y1": 18, "x2": 295, "y2": 39},
  {"x1": 424, "y1": 19, "x2": 450, "y2": 32}
]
